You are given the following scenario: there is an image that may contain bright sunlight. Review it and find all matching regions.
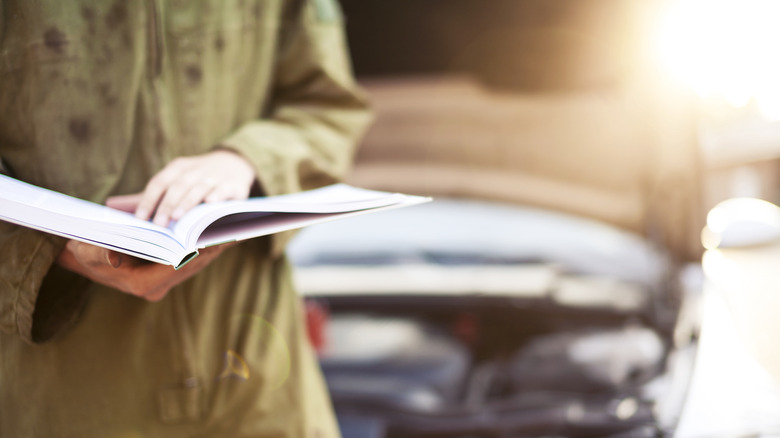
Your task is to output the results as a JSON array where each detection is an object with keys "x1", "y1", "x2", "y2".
[{"x1": 654, "y1": 0, "x2": 780, "y2": 119}]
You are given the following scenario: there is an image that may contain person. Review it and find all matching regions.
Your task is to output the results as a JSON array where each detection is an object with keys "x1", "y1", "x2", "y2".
[{"x1": 0, "y1": 0, "x2": 371, "y2": 436}]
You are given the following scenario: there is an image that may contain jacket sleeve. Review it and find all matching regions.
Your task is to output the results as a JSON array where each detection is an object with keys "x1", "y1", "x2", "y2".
[
  {"x1": 217, "y1": 0, "x2": 372, "y2": 254},
  {"x1": 0, "y1": 221, "x2": 93, "y2": 344},
  {"x1": 0, "y1": 157, "x2": 96, "y2": 344}
]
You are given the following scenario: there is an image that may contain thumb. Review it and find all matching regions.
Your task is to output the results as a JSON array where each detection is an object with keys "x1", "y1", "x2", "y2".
[
  {"x1": 69, "y1": 241, "x2": 123, "y2": 268},
  {"x1": 106, "y1": 250, "x2": 124, "y2": 268},
  {"x1": 106, "y1": 193, "x2": 144, "y2": 214}
]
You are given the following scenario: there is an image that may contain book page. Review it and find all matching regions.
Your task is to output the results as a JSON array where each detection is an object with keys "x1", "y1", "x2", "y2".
[
  {"x1": 171, "y1": 184, "x2": 414, "y2": 247},
  {"x1": 0, "y1": 174, "x2": 178, "y2": 243}
]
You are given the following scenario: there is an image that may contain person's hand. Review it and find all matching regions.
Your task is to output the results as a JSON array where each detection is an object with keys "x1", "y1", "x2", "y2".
[
  {"x1": 56, "y1": 149, "x2": 255, "y2": 301},
  {"x1": 110, "y1": 149, "x2": 256, "y2": 227},
  {"x1": 57, "y1": 240, "x2": 232, "y2": 301}
]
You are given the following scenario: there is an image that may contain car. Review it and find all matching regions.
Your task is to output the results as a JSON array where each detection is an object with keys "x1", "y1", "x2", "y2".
[
  {"x1": 289, "y1": 197, "x2": 700, "y2": 437},
  {"x1": 287, "y1": 1, "x2": 705, "y2": 436}
]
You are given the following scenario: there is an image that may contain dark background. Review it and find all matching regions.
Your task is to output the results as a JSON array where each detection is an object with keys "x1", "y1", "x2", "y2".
[{"x1": 340, "y1": 0, "x2": 640, "y2": 90}]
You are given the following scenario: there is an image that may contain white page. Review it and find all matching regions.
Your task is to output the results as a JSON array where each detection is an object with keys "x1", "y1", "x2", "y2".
[
  {"x1": 0, "y1": 174, "x2": 174, "y2": 234},
  {"x1": 172, "y1": 184, "x2": 413, "y2": 248},
  {"x1": 0, "y1": 174, "x2": 180, "y2": 256}
]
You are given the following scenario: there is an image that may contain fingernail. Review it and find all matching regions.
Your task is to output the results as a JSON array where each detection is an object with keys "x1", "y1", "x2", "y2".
[
  {"x1": 136, "y1": 208, "x2": 149, "y2": 220},
  {"x1": 172, "y1": 208, "x2": 185, "y2": 220}
]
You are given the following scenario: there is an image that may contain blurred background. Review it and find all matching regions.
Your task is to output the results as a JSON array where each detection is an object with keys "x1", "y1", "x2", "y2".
[
  {"x1": 290, "y1": 0, "x2": 780, "y2": 436},
  {"x1": 343, "y1": 0, "x2": 780, "y2": 221}
]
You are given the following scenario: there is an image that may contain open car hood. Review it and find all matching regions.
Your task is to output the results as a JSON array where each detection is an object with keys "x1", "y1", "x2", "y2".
[{"x1": 346, "y1": 75, "x2": 704, "y2": 262}]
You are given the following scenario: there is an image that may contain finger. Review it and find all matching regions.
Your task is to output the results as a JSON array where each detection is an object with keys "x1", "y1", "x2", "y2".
[
  {"x1": 117, "y1": 240, "x2": 229, "y2": 301},
  {"x1": 106, "y1": 193, "x2": 143, "y2": 213},
  {"x1": 135, "y1": 180, "x2": 168, "y2": 222},
  {"x1": 68, "y1": 241, "x2": 105, "y2": 267},
  {"x1": 122, "y1": 263, "x2": 175, "y2": 301},
  {"x1": 135, "y1": 159, "x2": 190, "y2": 221},
  {"x1": 68, "y1": 240, "x2": 122, "y2": 269},
  {"x1": 130, "y1": 249, "x2": 220, "y2": 301},
  {"x1": 106, "y1": 250, "x2": 124, "y2": 268},
  {"x1": 152, "y1": 177, "x2": 200, "y2": 227},
  {"x1": 150, "y1": 182, "x2": 187, "y2": 226},
  {"x1": 169, "y1": 178, "x2": 220, "y2": 221},
  {"x1": 205, "y1": 182, "x2": 251, "y2": 203}
]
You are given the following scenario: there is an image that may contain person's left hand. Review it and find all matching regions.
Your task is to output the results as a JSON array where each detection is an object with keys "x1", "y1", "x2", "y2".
[
  {"x1": 109, "y1": 149, "x2": 256, "y2": 227},
  {"x1": 57, "y1": 239, "x2": 232, "y2": 301}
]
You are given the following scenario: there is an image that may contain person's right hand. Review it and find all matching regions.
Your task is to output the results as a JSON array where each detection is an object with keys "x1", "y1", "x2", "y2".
[
  {"x1": 57, "y1": 239, "x2": 231, "y2": 302},
  {"x1": 120, "y1": 149, "x2": 256, "y2": 227}
]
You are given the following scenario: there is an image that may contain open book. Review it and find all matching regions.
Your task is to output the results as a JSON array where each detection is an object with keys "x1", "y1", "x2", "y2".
[{"x1": 0, "y1": 174, "x2": 431, "y2": 268}]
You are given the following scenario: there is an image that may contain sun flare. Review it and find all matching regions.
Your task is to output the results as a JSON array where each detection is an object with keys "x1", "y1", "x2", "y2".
[{"x1": 654, "y1": 0, "x2": 780, "y2": 119}]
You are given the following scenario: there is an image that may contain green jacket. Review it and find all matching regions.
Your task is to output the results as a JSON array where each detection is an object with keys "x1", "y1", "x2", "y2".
[{"x1": 0, "y1": 0, "x2": 370, "y2": 436}]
